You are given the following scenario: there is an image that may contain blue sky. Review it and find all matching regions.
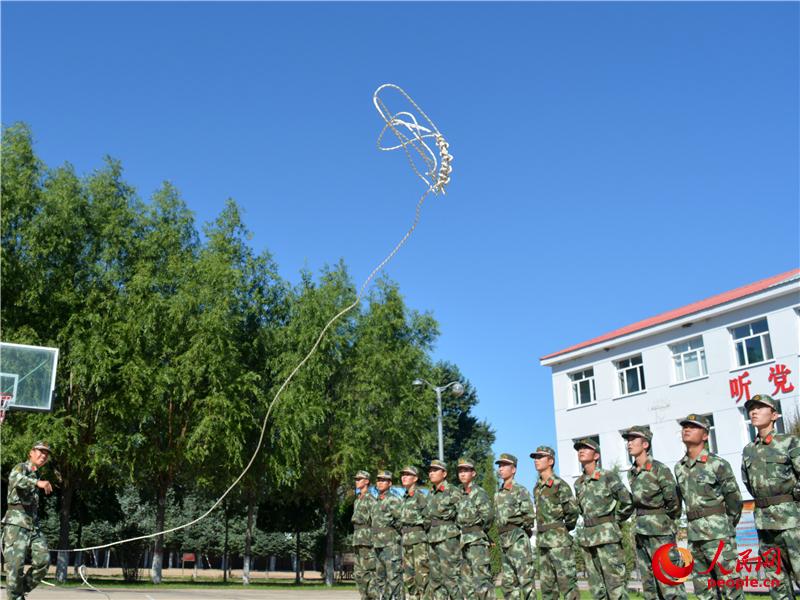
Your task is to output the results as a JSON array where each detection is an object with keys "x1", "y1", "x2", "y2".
[{"x1": 3, "y1": 2, "x2": 798, "y2": 488}]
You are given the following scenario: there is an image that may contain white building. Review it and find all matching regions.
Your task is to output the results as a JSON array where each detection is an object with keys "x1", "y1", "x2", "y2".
[{"x1": 540, "y1": 268, "x2": 800, "y2": 495}]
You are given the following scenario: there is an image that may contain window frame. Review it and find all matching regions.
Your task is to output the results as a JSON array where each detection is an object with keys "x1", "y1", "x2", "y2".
[
  {"x1": 615, "y1": 354, "x2": 646, "y2": 397},
  {"x1": 730, "y1": 317, "x2": 774, "y2": 368},
  {"x1": 670, "y1": 336, "x2": 708, "y2": 383},
  {"x1": 569, "y1": 367, "x2": 597, "y2": 407}
]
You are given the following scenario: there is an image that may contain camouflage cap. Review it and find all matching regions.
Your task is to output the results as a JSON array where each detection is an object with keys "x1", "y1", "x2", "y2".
[
  {"x1": 494, "y1": 453, "x2": 518, "y2": 466},
  {"x1": 32, "y1": 440, "x2": 51, "y2": 453},
  {"x1": 744, "y1": 394, "x2": 779, "y2": 413},
  {"x1": 530, "y1": 445, "x2": 555, "y2": 459},
  {"x1": 456, "y1": 457, "x2": 475, "y2": 470},
  {"x1": 573, "y1": 438, "x2": 600, "y2": 452},
  {"x1": 428, "y1": 459, "x2": 447, "y2": 471},
  {"x1": 354, "y1": 470, "x2": 371, "y2": 480},
  {"x1": 376, "y1": 470, "x2": 393, "y2": 481},
  {"x1": 678, "y1": 413, "x2": 710, "y2": 431},
  {"x1": 621, "y1": 425, "x2": 652, "y2": 442},
  {"x1": 399, "y1": 465, "x2": 419, "y2": 476}
]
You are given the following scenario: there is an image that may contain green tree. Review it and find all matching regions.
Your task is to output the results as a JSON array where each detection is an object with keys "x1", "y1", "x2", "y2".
[
  {"x1": 273, "y1": 268, "x2": 439, "y2": 585},
  {"x1": 1, "y1": 124, "x2": 143, "y2": 581}
]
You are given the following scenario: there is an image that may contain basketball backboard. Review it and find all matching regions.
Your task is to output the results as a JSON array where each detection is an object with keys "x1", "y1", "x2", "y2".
[{"x1": 0, "y1": 342, "x2": 59, "y2": 412}]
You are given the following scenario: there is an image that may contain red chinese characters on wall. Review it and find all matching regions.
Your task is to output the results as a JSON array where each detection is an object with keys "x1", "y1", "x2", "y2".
[
  {"x1": 731, "y1": 363, "x2": 795, "y2": 402},
  {"x1": 730, "y1": 371, "x2": 752, "y2": 403},
  {"x1": 768, "y1": 363, "x2": 795, "y2": 395}
]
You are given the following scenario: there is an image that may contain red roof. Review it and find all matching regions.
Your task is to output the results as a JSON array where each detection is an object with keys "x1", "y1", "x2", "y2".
[{"x1": 541, "y1": 268, "x2": 800, "y2": 362}]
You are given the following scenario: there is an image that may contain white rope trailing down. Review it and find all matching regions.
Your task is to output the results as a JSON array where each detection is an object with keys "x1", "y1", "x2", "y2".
[{"x1": 53, "y1": 83, "x2": 453, "y2": 591}]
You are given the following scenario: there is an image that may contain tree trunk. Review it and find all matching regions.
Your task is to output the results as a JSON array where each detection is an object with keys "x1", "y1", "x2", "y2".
[
  {"x1": 243, "y1": 494, "x2": 255, "y2": 585},
  {"x1": 223, "y1": 500, "x2": 229, "y2": 583},
  {"x1": 294, "y1": 530, "x2": 301, "y2": 584},
  {"x1": 56, "y1": 475, "x2": 74, "y2": 582},
  {"x1": 150, "y1": 485, "x2": 167, "y2": 583},
  {"x1": 324, "y1": 499, "x2": 335, "y2": 586}
]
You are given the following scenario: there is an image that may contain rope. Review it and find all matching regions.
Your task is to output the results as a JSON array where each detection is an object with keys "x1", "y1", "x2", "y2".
[{"x1": 4, "y1": 84, "x2": 451, "y2": 594}]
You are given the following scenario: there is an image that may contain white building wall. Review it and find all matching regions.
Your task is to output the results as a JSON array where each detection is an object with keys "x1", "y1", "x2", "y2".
[{"x1": 548, "y1": 288, "x2": 799, "y2": 496}]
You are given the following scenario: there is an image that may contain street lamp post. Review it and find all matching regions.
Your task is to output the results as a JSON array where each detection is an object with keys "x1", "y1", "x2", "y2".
[{"x1": 412, "y1": 378, "x2": 465, "y2": 461}]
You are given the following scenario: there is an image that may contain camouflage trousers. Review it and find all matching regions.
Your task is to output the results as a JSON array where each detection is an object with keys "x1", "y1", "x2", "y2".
[
  {"x1": 354, "y1": 544, "x2": 378, "y2": 599},
  {"x1": 402, "y1": 541, "x2": 429, "y2": 600},
  {"x1": 538, "y1": 545, "x2": 579, "y2": 600},
  {"x1": 687, "y1": 537, "x2": 743, "y2": 600},
  {"x1": 374, "y1": 543, "x2": 404, "y2": 599},
  {"x1": 756, "y1": 527, "x2": 800, "y2": 600},
  {"x1": 582, "y1": 542, "x2": 628, "y2": 600},
  {"x1": 2, "y1": 524, "x2": 50, "y2": 600},
  {"x1": 461, "y1": 539, "x2": 494, "y2": 600},
  {"x1": 500, "y1": 529, "x2": 536, "y2": 600},
  {"x1": 428, "y1": 536, "x2": 462, "y2": 599},
  {"x1": 635, "y1": 534, "x2": 687, "y2": 600}
]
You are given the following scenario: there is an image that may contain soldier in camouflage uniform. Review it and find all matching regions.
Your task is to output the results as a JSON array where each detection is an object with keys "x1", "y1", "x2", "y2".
[
  {"x1": 399, "y1": 466, "x2": 429, "y2": 600},
  {"x1": 353, "y1": 471, "x2": 378, "y2": 599},
  {"x1": 531, "y1": 445, "x2": 579, "y2": 600},
  {"x1": 621, "y1": 426, "x2": 686, "y2": 600},
  {"x1": 456, "y1": 457, "x2": 495, "y2": 600},
  {"x1": 425, "y1": 459, "x2": 462, "y2": 600},
  {"x1": 573, "y1": 438, "x2": 633, "y2": 600},
  {"x1": 372, "y1": 471, "x2": 403, "y2": 599},
  {"x1": 2, "y1": 441, "x2": 53, "y2": 600},
  {"x1": 675, "y1": 414, "x2": 743, "y2": 600},
  {"x1": 741, "y1": 394, "x2": 800, "y2": 600},
  {"x1": 494, "y1": 453, "x2": 537, "y2": 600}
]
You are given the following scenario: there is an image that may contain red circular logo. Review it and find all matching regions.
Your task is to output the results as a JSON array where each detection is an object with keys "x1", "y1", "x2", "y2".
[{"x1": 652, "y1": 543, "x2": 694, "y2": 586}]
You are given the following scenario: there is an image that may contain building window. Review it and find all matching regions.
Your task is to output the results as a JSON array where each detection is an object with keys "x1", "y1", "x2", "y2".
[
  {"x1": 740, "y1": 401, "x2": 786, "y2": 442},
  {"x1": 573, "y1": 435, "x2": 601, "y2": 470},
  {"x1": 731, "y1": 318, "x2": 773, "y2": 367},
  {"x1": 570, "y1": 368, "x2": 596, "y2": 406},
  {"x1": 616, "y1": 355, "x2": 646, "y2": 396},
  {"x1": 671, "y1": 337, "x2": 708, "y2": 382},
  {"x1": 701, "y1": 413, "x2": 718, "y2": 454}
]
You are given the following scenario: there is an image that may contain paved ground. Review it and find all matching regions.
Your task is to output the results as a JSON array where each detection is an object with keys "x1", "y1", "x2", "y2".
[{"x1": 22, "y1": 587, "x2": 359, "y2": 599}]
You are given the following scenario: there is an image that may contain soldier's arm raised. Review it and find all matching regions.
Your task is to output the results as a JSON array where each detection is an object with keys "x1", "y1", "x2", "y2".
[
  {"x1": 561, "y1": 482, "x2": 580, "y2": 531},
  {"x1": 717, "y1": 460, "x2": 742, "y2": 526},
  {"x1": 610, "y1": 472, "x2": 634, "y2": 522},
  {"x1": 658, "y1": 464, "x2": 682, "y2": 521}
]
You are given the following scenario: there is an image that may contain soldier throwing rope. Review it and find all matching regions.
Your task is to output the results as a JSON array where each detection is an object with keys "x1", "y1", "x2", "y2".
[{"x1": 2, "y1": 441, "x2": 53, "y2": 600}]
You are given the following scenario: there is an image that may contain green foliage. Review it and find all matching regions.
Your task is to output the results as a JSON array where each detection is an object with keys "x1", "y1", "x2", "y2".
[{"x1": 0, "y1": 123, "x2": 495, "y2": 582}]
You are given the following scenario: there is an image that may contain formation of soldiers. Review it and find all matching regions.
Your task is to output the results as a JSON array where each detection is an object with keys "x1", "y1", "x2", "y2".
[{"x1": 352, "y1": 394, "x2": 800, "y2": 600}]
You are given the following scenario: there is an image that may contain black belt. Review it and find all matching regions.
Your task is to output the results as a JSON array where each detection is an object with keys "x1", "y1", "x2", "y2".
[
  {"x1": 686, "y1": 506, "x2": 726, "y2": 521},
  {"x1": 498, "y1": 524, "x2": 521, "y2": 534},
  {"x1": 402, "y1": 526, "x2": 424, "y2": 534},
  {"x1": 636, "y1": 508, "x2": 667, "y2": 516},
  {"x1": 430, "y1": 519, "x2": 455, "y2": 527},
  {"x1": 460, "y1": 525, "x2": 484, "y2": 534},
  {"x1": 584, "y1": 515, "x2": 615, "y2": 527},
  {"x1": 755, "y1": 494, "x2": 795, "y2": 509},
  {"x1": 537, "y1": 522, "x2": 566, "y2": 532}
]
